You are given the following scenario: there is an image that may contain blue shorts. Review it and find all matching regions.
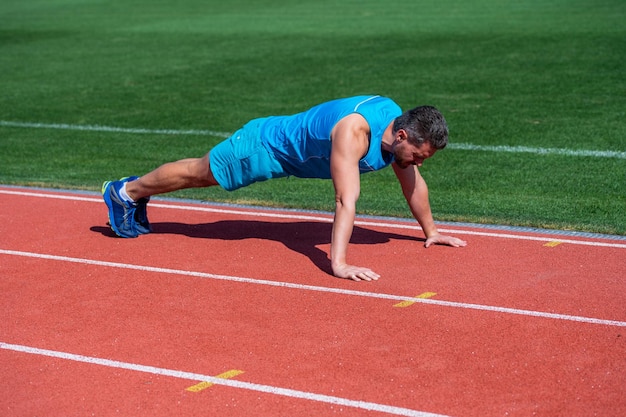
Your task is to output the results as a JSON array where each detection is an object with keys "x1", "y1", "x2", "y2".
[{"x1": 209, "y1": 119, "x2": 288, "y2": 191}]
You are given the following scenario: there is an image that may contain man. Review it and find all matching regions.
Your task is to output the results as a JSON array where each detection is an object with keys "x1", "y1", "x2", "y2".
[{"x1": 102, "y1": 95, "x2": 467, "y2": 281}]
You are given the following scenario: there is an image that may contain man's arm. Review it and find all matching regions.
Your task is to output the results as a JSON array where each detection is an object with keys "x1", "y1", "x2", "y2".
[
  {"x1": 329, "y1": 114, "x2": 381, "y2": 281},
  {"x1": 392, "y1": 162, "x2": 467, "y2": 247}
]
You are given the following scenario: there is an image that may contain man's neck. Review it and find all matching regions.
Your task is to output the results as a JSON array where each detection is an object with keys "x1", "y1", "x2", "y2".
[{"x1": 380, "y1": 121, "x2": 395, "y2": 152}]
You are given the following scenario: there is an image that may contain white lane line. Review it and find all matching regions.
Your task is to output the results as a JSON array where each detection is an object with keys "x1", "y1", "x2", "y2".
[
  {"x1": 2, "y1": 120, "x2": 624, "y2": 159},
  {"x1": 0, "y1": 342, "x2": 449, "y2": 417},
  {"x1": 2, "y1": 249, "x2": 625, "y2": 328},
  {"x1": 0, "y1": 120, "x2": 231, "y2": 138},
  {"x1": 1, "y1": 188, "x2": 625, "y2": 248},
  {"x1": 447, "y1": 143, "x2": 626, "y2": 159},
  {"x1": 153, "y1": 202, "x2": 626, "y2": 248},
  {"x1": 0, "y1": 189, "x2": 101, "y2": 202}
]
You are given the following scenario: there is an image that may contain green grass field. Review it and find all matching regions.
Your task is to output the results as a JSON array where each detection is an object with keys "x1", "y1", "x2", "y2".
[{"x1": 1, "y1": 0, "x2": 624, "y2": 234}]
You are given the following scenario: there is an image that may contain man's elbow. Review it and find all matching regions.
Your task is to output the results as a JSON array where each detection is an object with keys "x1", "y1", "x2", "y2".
[{"x1": 334, "y1": 194, "x2": 358, "y2": 212}]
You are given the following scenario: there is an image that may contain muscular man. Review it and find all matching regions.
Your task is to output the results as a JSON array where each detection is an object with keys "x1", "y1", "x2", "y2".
[{"x1": 102, "y1": 95, "x2": 466, "y2": 281}]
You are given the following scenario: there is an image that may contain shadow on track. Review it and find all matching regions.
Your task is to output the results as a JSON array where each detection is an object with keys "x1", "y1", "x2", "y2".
[{"x1": 92, "y1": 220, "x2": 423, "y2": 275}]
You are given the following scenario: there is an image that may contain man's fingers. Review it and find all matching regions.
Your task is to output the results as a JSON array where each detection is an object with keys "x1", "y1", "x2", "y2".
[
  {"x1": 424, "y1": 235, "x2": 467, "y2": 248},
  {"x1": 334, "y1": 263, "x2": 380, "y2": 281},
  {"x1": 349, "y1": 269, "x2": 380, "y2": 282},
  {"x1": 360, "y1": 270, "x2": 380, "y2": 281}
]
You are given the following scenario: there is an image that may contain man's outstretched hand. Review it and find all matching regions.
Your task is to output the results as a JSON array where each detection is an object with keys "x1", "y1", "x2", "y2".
[
  {"x1": 332, "y1": 263, "x2": 381, "y2": 282},
  {"x1": 424, "y1": 234, "x2": 467, "y2": 248}
]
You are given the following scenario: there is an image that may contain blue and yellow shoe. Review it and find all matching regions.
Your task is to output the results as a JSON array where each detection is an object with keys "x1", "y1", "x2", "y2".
[{"x1": 102, "y1": 178, "x2": 139, "y2": 238}]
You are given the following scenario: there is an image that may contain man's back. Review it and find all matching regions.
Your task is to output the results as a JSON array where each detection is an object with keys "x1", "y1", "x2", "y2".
[{"x1": 259, "y1": 95, "x2": 402, "y2": 178}]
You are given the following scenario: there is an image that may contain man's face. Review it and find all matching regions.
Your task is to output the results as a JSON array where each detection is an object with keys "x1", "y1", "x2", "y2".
[{"x1": 393, "y1": 134, "x2": 437, "y2": 169}]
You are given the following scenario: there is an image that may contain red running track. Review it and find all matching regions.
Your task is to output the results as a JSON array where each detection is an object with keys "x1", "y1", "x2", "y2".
[{"x1": 1, "y1": 186, "x2": 625, "y2": 417}]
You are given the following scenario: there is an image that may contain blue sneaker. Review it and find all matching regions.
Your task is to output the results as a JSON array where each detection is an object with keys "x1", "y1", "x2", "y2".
[
  {"x1": 102, "y1": 179, "x2": 139, "y2": 238},
  {"x1": 135, "y1": 197, "x2": 152, "y2": 235},
  {"x1": 122, "y1": 176, "x2": 152, "y2": 235}
]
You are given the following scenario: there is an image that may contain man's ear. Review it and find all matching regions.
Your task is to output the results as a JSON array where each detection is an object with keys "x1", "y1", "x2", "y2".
[{"x1": 396, "y1": 129, "x2": 408, "y2": 142}]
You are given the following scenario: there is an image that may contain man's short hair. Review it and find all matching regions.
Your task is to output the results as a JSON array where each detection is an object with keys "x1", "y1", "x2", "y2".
[{"x1": 393, "y1": 106, "x2": 448, "y2": 149}]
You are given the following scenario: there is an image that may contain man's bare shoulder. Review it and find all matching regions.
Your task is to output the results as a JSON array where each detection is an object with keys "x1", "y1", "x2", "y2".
[{"x1": 331, "y1": 113, "x2": 371, "y2": 142}]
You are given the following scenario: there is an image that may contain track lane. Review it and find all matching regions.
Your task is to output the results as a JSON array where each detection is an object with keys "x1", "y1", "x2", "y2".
[{"x1": 1, "y1": 186, "x2": 625, "y2": 416}]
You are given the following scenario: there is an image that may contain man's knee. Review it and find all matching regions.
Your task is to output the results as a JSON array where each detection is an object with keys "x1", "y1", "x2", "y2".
[{"x1": 194, "y1": 154, "x2": 219, "y2": 187}]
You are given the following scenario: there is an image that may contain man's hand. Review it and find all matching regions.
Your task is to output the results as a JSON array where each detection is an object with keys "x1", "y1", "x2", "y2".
[
  {"x1": 332, "y1": 263, "x2": 381, "y2": 282},
  {"x1": 424, "y1": 234, "x2": 467, "y2": 248}
]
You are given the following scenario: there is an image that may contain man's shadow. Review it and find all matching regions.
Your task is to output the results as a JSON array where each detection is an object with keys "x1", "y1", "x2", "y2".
[
  {"x1": 165, "y1": 220, "x2": 422, "y2": 275},
  {"x1": 93, "y1": 220, "x2": 423, "y2": 275}
]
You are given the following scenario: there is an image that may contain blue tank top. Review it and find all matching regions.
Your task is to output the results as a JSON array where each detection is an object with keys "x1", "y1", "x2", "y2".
[{"x1": 258, "y1": 95, "x2": 402, "y2": 179}]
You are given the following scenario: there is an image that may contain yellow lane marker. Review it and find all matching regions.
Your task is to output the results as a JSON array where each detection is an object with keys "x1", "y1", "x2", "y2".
[
  {"x1": 393, "y1": 292, "x2": 437, "y2": 308},
  {"x1": 186, "y1": 369, "x2": 245, "y2": 392},
  {"x1": 543, "y1": 241, "x2": 563, "y2": 247}
]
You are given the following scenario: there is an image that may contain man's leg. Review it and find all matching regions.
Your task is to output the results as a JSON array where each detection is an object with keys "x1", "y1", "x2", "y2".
[
  {"x1": 102, "y1": 153, "x2": 219, "y2": 238},
  {"x1": 126, "y1": 153, "x2": 219, "y2": 201}
]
